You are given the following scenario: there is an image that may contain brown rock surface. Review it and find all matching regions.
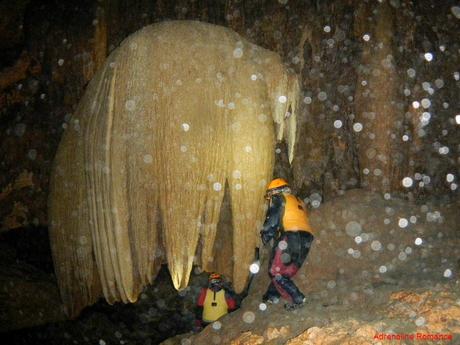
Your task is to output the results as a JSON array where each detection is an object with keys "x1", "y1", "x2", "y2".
[
  {"x1": 170, "y1": 284, "x2": 460, "y2": 344},
  {"x1": 229, "y1": 331, "x2": 265, "y2": 345},
  {"x1": 285, "y1": 323, "x2": 374, "y2": 345},
  {"x1": 162, "y1": 190, "x2": 459, "y2": 345},
  {"x1": 388, "y1": 290, "x2": 460, "y2": 333},
  {"x1": 264, "y1": 326, "x2": 290, "y2": 341}
]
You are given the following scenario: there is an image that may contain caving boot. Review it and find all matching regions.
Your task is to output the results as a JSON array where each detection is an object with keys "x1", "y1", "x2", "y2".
[
  {"x1": 263, "y1": 282, "x2": 281, "y2": 304},
  {"x1": 284, "y1": 297, "x2": 307, "y2": 311},
  {"x1": 262, "y1": 295, "x2": 280, "y2": 304}
]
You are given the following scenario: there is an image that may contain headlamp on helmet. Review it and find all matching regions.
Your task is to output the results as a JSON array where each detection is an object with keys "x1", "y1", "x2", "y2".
[
  {"x1": 265, "y1": 178, "x2": 290, "y2": 199},
  {"x1": 208, "y1": 272, "x2": 223, "y2": 290}
]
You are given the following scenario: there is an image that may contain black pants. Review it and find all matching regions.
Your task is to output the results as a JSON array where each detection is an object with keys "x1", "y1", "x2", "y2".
[{"x1": 265, "y1": 231, "x2": 314, "y2": 304}]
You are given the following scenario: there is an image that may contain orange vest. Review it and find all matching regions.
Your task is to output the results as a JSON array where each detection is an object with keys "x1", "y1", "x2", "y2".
[{"x1": 281, "y1": 193, "x2": 314, "y2": 234}]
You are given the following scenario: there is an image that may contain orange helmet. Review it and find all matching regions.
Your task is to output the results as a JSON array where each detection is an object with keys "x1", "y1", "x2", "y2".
[
  {"x1": 209, "y1": 272, "x2": 222, "y2": 282},
  {"x1": 208, "y1": 272, "x2": 223, "y2": 290},
  {"x1": 267, "y1": 178, "x2": 289, "y2": 191},
  {"x1": 265, "y1": 178, "x2": 289, "y2": 199}
]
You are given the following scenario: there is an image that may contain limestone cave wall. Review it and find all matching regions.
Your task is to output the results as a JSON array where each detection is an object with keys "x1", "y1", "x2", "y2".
[{"x1": 1, "y1": 0, "x2": 458, "y2": 233}]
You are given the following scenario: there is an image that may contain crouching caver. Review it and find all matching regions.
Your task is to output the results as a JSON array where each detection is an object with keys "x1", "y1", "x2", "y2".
[
  {"x1": 194, "y1": 273, "x2": 237, "y2": 331},
  {"x1": 260, "y1": 178, "x2": 315, "y2": 311}
]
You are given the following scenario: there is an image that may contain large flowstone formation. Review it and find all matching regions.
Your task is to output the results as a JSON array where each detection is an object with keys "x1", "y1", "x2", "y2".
[{"x1": 48, "y1": 20, "x2": 299, "y2": 318}]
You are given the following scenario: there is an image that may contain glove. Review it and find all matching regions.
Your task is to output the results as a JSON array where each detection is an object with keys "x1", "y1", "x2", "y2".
[{"x1": 260, "y1": 230, "x2": 273, "y2": 245}]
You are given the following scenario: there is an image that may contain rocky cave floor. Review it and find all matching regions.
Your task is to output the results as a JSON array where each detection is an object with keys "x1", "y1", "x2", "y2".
[
  {"x1": 2, "y1": 265, "x2": 460, "y2": 345},
  {"x1": 2, "y1": 245, "x2": 460, "y2": 345},
  {"x1": 166, "y1": 274, "x2": 460, "y2": 345}
]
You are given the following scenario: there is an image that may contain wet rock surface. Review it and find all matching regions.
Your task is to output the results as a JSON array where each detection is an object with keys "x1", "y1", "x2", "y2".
[
  {"x1": 163, "y1": 190, "x2": 460, "y2": 345},
  {"x1": 169, "y1": 280, "x2": 460, "y2": 345}
]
